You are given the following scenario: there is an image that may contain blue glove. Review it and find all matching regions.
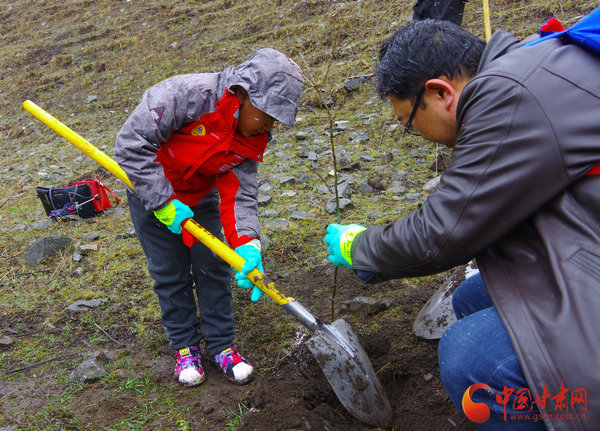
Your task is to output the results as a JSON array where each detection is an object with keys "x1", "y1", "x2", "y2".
[
  {"x1": 154, "y1": 199, "x2": 194, "y2": 234},
  {"x1": 234, "y1": 239, "x2": 263, "y2": 302},
  {"x1": 324, "y1": 223, "x2": 366, "y2": 268}
]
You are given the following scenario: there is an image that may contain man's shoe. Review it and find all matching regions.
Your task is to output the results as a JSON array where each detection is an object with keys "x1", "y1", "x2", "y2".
[
  {"x1": 174, "y1": 346, "x2": 205, "y2": 387},
  {"x1": 212, "y1": 347, "x2": 254, "y2": 384}
]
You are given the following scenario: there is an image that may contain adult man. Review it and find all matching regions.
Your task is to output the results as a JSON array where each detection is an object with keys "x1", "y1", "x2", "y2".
[{"x1": 324, "y1": 19, "x2": 600, "y2": 430}]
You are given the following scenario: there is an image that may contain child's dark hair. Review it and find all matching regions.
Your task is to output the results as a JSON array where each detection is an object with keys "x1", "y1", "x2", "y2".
[{"x1": 375, "y1": 19, "x2": 485, "y2": 103}]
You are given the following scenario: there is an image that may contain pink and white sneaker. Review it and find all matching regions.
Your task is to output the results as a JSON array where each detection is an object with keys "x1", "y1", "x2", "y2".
[
  {"x1": 212, "y1": 347, "x2": 254, "y2": 384},
  {"x1": 174, "y1": 346, "x2": 205, "y2": 387}
]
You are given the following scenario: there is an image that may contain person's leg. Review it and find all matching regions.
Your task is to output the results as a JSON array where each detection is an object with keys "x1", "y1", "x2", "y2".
[
  {"x1": 412, "y1": 0, "x2": 433, "y2": 21},
  {"x1": 128, "y1": 190, "x2": 202, "y2": 350},
  {"x1": 412, "y1": 0, "x2": 467, "y2": 26},
  {"x1": 187, "y1": 190, "x2": 235, "y2": 357},
  {"x1": 440, "y1": 275, "x2": 546, "y2": 430},
  {"x1": 190, "y1": 189, "x2": 254, "y2": 384},
  {"x1": 452, "y1": 271, "x2": 493, "y2": 319}
]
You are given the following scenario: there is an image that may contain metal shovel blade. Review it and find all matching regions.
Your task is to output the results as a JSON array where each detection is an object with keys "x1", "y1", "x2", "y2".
[
  {"x1": 305, "y1": 318, "x2": 393, "y2": 427},
  {"x1": 413, "y1": 280, "x2": 457, "y2": 339}
]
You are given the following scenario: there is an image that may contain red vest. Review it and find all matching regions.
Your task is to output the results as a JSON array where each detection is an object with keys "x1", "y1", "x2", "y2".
[{"x1": 155, "y1": 89, "x2": 268, "y2": 206}]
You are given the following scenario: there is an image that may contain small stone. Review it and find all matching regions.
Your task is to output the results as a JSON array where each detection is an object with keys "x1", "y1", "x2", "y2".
[
  {"x1": 66, "y1": 299, "x2": 107, "y2": 312},
  {"x1": 78, "y1": 243, "x2": 98, "y2": 254},
  {"x1": 258, "y1": 195, "x2": 272, "y2": 206},
  {"x1": 0, "y1": 335, "x2": 14, "y2": 346}
]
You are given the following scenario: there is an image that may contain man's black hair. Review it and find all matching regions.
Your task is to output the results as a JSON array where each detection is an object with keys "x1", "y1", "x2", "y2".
[{"x1": 375, "y1": 19, "x2": 485, "y2": 102}]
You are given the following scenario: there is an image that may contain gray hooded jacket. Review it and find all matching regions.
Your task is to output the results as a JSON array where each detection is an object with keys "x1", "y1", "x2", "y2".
[
  {"x1": 353, "y1": 30, "x2": 600, "y2": 430},
  {"x1": 114, "y1": 48, "x2": 303, "y2": 213}
]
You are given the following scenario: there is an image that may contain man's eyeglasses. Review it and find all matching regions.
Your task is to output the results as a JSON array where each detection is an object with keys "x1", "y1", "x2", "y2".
[{"x1": 402, "y1": 88, "x2": 424, "y2": 136}]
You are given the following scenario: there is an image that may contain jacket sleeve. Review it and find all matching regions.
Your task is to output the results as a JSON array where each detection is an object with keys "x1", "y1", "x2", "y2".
[
  {"x1": 216, "y1": 159, "x2": 261, "y2": 249},
  {"x1": 351, "y1": 75, "x2": 571, "y2": 281},
  {"x1": 114, "y1": 75, "x2": 211, "y2": 211}
]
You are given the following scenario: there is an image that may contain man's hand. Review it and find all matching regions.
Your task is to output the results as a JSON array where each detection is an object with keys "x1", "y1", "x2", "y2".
[
  {"x1": 324, "y1": 223, "x2": 366, "y2": 268},
  {"x1": 234, "y1": 239, "x2": 263, "y2": 302},
  {"x1": 154, "y1": 199, "x2": 194, "y2": 234}
]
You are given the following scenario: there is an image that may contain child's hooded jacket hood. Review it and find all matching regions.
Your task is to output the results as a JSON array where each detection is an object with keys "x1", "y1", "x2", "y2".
[{"x1": 222, "y1": 48, "x2": 304, "y2": 127}]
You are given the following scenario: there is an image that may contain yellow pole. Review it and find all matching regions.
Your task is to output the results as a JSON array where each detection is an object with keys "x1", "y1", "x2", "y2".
[
  {"x1": 482, "y1": 0, "x2": 492, "y2": 41},
  {"x1": 22, "y1": 100, "x2": 293, "y2": 305},
  {"x1": 22, "y1": 100, "x2": 133, "y2": 189}
]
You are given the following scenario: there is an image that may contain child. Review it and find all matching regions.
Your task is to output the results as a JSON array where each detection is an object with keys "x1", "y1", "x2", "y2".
[{"x1": 114, "y1": 48, "x2": 303, "y2": 386}]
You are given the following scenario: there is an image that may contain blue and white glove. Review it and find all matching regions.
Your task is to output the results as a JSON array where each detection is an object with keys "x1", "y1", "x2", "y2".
[
  {"x1": 323, "y1": 223, "x2": 366, "y2": 268},
  {"x1": 234, "y1": 239, "x2": 263, "y2": 302}
]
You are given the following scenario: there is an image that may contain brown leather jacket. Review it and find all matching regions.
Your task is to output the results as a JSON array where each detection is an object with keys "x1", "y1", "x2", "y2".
[{"x1": 353, "y1": 30, "x2": 600, "y2": 430}]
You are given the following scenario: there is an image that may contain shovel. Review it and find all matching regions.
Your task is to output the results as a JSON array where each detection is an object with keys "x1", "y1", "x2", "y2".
[
  {"x1": 23, "y1": 100, "x2": 393, "y2": 427},
  {"x1": 412, "y1": 279, "x2": 457, "y2": 340}
]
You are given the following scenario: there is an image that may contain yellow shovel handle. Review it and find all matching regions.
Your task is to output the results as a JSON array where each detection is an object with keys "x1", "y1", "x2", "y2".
[
  {"x1": 182, "y1": 219, "x2": 293, "y2": 304},
  {"x1": 22, "y1": 100, "x2": 293, "y2": 305},
  {"x1": 22, "y1": 100, "x2": 133, "y2": 189}
]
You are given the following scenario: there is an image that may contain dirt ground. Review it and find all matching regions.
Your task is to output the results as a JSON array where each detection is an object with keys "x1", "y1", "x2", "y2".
[
  {"x1": 235, "y1": 267, "x2": 476, "y2": 431},
  {"x1": 1, "y1": 262, "x2": 476, "y2": 431}
]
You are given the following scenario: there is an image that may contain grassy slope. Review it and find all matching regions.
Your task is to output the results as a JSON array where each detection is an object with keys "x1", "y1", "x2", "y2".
[{"x1": 0, "y1": 0, "x2": 596, "y2": 429}]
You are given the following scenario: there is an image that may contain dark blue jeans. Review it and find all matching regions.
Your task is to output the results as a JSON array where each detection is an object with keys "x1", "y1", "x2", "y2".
[
  {"x1": 128, "y1": 190, "x2": 234, "y2": 356},
  {"x1": 438, "y1": 273, "x2": 547, "y2": 430}
]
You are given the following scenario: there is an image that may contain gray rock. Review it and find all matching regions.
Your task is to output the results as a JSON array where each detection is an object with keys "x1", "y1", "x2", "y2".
[
  {"x1": 24, "y1": 236, "x2": 72, "y2": 267},
  {"x1": 342, "y1": 296, "x2": 389, "y2": 318},
  {"x1": 260, "y1": 209, "x2": 281, "y2": 218},
  {"x1": 279, "y1": 175, "x2": 297, "y2": 186},
  {"x1": 66, "y1": 298, "x2": 107, "y2": 312},
  {"x1": 295, "y1": 131, "x2": 309, "y2": 141},
  {"x1": 69, "y1": 351, "x2": 108, "y2": 382},
  {"x1": 343, "y1": 74, "x2": 373, "y2": 92},
  {"x1": 296, "y1": 175, "x2": 308, "y2": 185},
  {"x1": 263, "y1": 218, "x2": 290, "y2": 232},
  {"x1": 82, "y1": 233, "x2": 100, "y2": 242},
  {"x1": 29, "y1": 219, "x2": 55, "y2": 230},
  {"x1": 71, "y1": 267, "x2": 85, "y2": 277},
  {"x1": 348, "y1": 131, "x2": 370, "y2": 145},
  {"x1": 324, "y1": 197, "x2": 353, "y2": 214},
  {"x1": 390, "y1": 182, "x2": 408, "y2": 195},
  {"x1": 391, "y1": 170, "x2": 408, "y2": 181},
  {"x1": 0, "y1": 335, "x2": 14, "y2": 346},
  {"x1": 316, "y1": 184, "x2": 330, "y2": 195},
  {"x1": 258, "y1": 195, "x2": 272, "y2": 206},
  {"x1": 335, "y1": 181, "x2": 352, "y2": 198},
  {"x1": 290, "y1": 211, "x2": 315, "y2": 221},
  {"x1": 78, "y1": 243, "x2": 98, "y2": 255},
  {"x1": 280, "y1": 190, "x2": 297, "y2": 198},
  {"x1": 333, "y1": 120, "x2": 351, "y2": 131},
  {"x1": 403, "y1": 192, "x2": 423, "y2": 203},
  {"x1": 358, "y1": 181, "x2": 374, "y2": 194},
  {"x1": 360, "y1": 154, "x2": 376, "y2": 162},
  {"x1": 336, "y1": 150, "x2": 353, "y2": 167},
  {"x1": 115, "y1": 228, "x2": 136, "y2": 239},
  {"x1": 258, "y1": 182, "x2": 273, "y2": 194},
  {"x1": 340, "y1": 161, "x2": 361, "y2": 171},
  {"x1": 423, "y1": 176, "x2": 441, "y2": 192}
]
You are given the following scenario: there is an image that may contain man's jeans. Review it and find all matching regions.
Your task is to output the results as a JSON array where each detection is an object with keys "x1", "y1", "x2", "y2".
[
  {"x1": 438, "y1": 273, "x2": 546, "y2": 430},
  {"x1": 128, "y1": 190, "x2": 234, "y2": 356}
]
